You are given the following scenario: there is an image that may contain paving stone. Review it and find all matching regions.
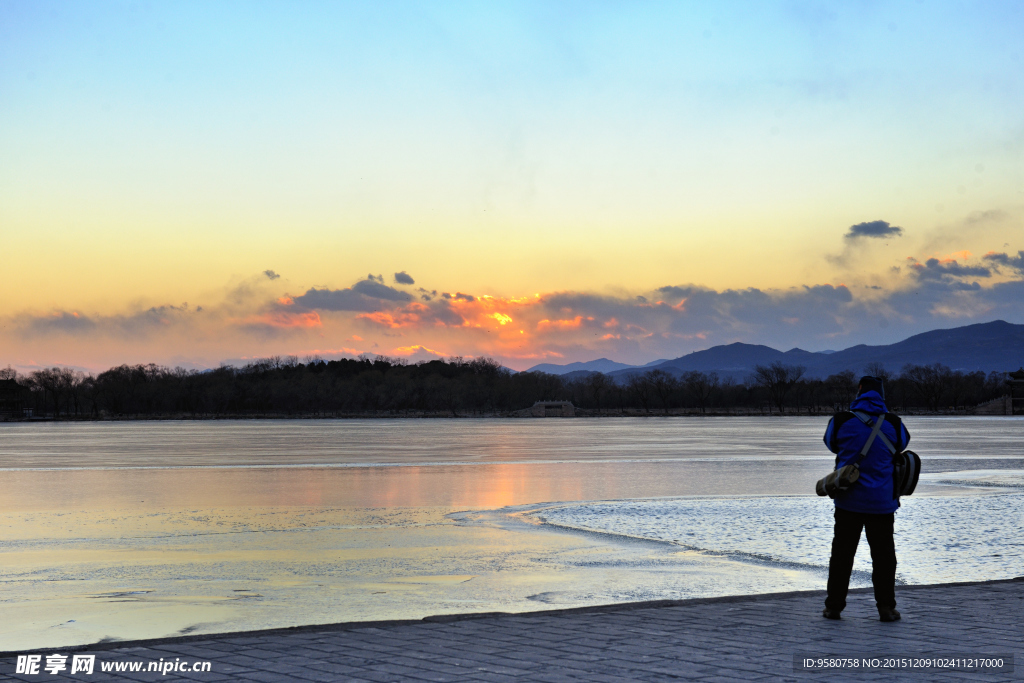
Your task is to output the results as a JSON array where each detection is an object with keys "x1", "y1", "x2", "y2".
[
  {"x1": 2, "y1": 579, "x2": 1022, "y2": 682},
  {"x1": 463, "y1": 673, "x2": 527, "y2": 683}
]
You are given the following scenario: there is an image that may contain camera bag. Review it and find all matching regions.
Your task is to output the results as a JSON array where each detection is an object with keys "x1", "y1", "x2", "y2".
[{"x1": 815, "y1": 413, "x2": 887, "y2": 498}]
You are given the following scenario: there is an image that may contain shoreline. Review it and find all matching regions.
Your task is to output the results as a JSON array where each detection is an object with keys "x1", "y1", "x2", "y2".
[
  {"x1": 5, "y1": 577, "x2": 1021, "y2": 657},
  {"x1": 4, "y1": 410, "x2": 1017, "y2": 423}
]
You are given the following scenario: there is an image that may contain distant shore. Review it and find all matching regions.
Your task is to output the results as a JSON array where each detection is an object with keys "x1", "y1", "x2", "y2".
[{"x1": 3, "y1": 409, "x2": 1016, "y2": 422}]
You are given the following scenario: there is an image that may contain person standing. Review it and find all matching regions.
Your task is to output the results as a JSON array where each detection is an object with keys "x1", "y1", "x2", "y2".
[{"x1": 822, "y1": 376, "x2": 910, "y2": 622}]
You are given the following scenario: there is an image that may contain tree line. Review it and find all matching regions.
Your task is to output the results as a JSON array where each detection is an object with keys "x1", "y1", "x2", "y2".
[
  {"x1": 0, "y1": 357, "x2": 1012, "y2": 419},
  {"x1": 564, "y1": 362, "x2": 1008, "y2": 415}
]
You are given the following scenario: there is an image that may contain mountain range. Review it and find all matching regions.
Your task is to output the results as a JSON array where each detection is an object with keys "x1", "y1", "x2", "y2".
[
  {"x1": 526, "y1": 320, "x2": 1024, "y2": 382},
  {"x1": 526, "y1": 357, "x2": 668, "y2": 376}
]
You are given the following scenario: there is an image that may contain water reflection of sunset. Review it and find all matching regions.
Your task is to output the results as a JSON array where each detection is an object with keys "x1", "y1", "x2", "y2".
[
  {"x1": 4, "y1": 416, "x2": 1018, "y2": 651},
  {"x1": 0, "y1": 460, "x2": 821, "y2": 513}
]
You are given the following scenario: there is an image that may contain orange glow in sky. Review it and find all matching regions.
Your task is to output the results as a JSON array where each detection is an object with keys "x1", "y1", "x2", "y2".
[{"x1": 1, "y1": 3, "x2": 1022, "y2": 372}]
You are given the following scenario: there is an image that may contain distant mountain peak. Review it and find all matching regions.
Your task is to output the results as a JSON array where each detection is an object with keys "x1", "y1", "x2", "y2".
[
  {"x1": 529, "y1": 319, "x2": 1024, "y2": 382},
  {"x1": 526, "y1": 358, "x2": 637, "y2": 375},
  {"x1": 602, "y1": 319, "x2": 1024, "y2": 382}
]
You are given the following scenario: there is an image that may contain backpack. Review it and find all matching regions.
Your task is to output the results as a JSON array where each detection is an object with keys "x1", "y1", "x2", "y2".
[{"x1": 849, "y1": 411, "x2": 921, "y2": 498}]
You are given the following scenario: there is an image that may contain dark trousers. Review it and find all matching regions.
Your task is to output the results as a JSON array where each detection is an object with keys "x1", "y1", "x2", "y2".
[{"x1": 825, "y1": 507, "x2": 897, "y2": 612}]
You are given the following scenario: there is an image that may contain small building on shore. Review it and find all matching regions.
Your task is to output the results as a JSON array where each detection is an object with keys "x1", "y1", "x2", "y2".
[
  {"x1": 972, "y1": 395, "x2": 1012, "y2": 415},
  {"x1": 529, "y1": 401, "x2": 575, "y2": 417},
  {"x1": 0, "y1": 379, "x2": 30, "y2": 418}
]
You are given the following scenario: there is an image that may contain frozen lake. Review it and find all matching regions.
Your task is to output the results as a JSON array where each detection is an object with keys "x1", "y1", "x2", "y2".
[{"x1": 1, "y1": 417, "x2": 1021, "y2": 650}]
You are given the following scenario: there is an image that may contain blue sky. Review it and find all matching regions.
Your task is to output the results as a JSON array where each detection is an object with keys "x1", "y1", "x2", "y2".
[{"x1": 1, "y1": 1, "x2": 1022, "y2": 369}]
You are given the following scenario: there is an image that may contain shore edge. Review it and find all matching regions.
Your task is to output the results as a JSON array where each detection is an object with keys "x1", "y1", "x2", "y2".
[{"x1": 6, "y1": 575, "x2": 1021, "y2": 657}]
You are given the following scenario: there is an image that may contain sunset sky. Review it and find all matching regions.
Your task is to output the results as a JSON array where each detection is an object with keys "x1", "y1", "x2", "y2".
[{"x1": 2, "y1": 1, "x2": 1023, "y2": 372}]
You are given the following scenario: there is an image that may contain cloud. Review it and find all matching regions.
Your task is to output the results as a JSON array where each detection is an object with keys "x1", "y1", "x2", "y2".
[
  {"x1": 845, "y1": 220, "x2": 903, "y2": 240},
  {"x1": 964, "y1": 210, "x2": 1007, "y2": 226},
  {"x1": 427, "y1": 301, "x2": 469, "y2": 326},
  {"x1": 438, "y1": 291, "x2": 480, "y2": 301},
  {"x1": 242, "y1": 311, "x2": 322, "y2": 329},
  {"x1": 263, "y1": 270, "x2": 281, "y2": 280},
  {"x1": 537, "y1": 316, "x2": 590, "y2": 331},
  {"x1": 118, "y1": 304, "x2": 198, "y2": 334},
  {"x1": 983, "y1": 250, "x2": 1024, "y2": 275},
  {"x1": 394, "y1": 271, "x2": 415, "y2": 285},
  {"x1": 357, "y1": 308, "x2": 424, "y2": 328},
  {"x1": 292, "y1": 288, "x2": 380, "y2": 312},
  {"x1": 291, "y1": 278, "x2": 412, "y2": 311},
  {"x1": 351, "y1": 279, "x2": 413, "y2": 301},
  {"x1": 907, "y1": 257, "x2": 991, "y2": 282},
  {"x1": 6, "y1": 256, "x2": 1024, "y2": 372},
  {"x1": 25, "y1": 311, "x2": 98, "y2": 335},
  {"x1": 339, "y1": 282, "x2": 871, "y2": 363},
  {"x1": 19, "y1": 304, "x2": 199, "y2": 337}
]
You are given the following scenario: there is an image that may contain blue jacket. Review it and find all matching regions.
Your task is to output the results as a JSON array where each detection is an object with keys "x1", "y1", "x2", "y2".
[{"x1": 823, "y1": 391, "x2": 910, "y2": 514}]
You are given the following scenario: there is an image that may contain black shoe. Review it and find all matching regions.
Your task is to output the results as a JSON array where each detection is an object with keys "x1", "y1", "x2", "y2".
[
  {"x1": 822, "y1": 608, "x2": 842, "y2": 620},
  {"x1": 878, "y1": 608, "x2": 901, "y2": 622}
]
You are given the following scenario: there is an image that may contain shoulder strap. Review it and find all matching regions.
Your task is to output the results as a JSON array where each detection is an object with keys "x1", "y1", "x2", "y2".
[
  {"x1": 884, "y1": 413, "x2": 903, "y2": 450},
  {"x1": 851, "y1": 412, "x2": 888, "y2": 464},
  {"x1": 853, "y1": 411, "x2": 897, "y2": 455}
]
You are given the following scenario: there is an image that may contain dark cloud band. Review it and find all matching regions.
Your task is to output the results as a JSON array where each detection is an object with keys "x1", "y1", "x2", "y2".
[
  {"x1": 290, "y1": 278, "x2": 413, "y2": 312},
  {"x1": 984, "y1": 250, "x2": 1024, "y2": 275},
  {"x1": 845, "y1": 220, "x2": 903, "y2": 240}
]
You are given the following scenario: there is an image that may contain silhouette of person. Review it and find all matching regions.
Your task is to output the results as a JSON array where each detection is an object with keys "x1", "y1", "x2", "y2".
[{"x1": 821, "y1": 376, "x2": 909, "y2": 622}]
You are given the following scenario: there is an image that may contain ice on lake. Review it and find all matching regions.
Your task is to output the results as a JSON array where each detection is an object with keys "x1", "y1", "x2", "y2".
[
  {"x1": 536, "y1": 472, "x2": 1024, "y2": 587},
  {"x1": 1, "y1": 417, "x2": 1021, "y2": 649}
]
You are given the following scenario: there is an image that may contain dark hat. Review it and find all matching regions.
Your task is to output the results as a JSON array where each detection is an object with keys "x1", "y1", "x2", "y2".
[{"x1": 857, "y1": 375, "x2": 884, "y2": 398}]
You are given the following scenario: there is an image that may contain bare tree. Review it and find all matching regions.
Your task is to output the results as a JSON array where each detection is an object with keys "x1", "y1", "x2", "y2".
[
  {"x1": 562, "y1": 377, "x2": 586, "y2": 408},
  {"x1": 438, "y1": 377, "x2": 461, "y2": 417},
  {"x1": 30, "y1": 367, "x2": 83, "y2": 417},
  {"x1": 947, "y1": 369, "x2": 969, "y2": 411},
  {"x1": 647, "y1": 369, "x2": 677, "y2": 415},
  {"x1": 682, "y1": 371, "x2": 719, "y2": 414},
  {"x1": 0, "y1": 366, "x2": 16, "y2": 381},
  {"x1": 586, "y1": 373, "x2": 610, "y2": 413},
  {"x1": 825, "y1": 370, "x2": 857, "y2": 412},
  {"x1": 901, "y1": 363, "x2": 950, "y2": 411},
  {"x1": 65, "y1": 369, "x2": 89, "y2": 416},
  {"x1": 752, "y1": 362, "x2": 806, "y2": 413},
  {"x1": 863, "y1": 362, "x2": 893, "y2": 385},
  {"x1": 626, "y1": 372, "x2": 653, "y2": 414},
  {"x1": 29, "y1": 369, "x2": 60, "y2": 416}
]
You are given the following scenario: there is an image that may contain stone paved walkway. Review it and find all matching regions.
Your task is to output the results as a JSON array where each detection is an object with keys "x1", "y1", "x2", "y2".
[{"x1": 2, "y1": 579, "x2": 1021, "y2": 682}]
